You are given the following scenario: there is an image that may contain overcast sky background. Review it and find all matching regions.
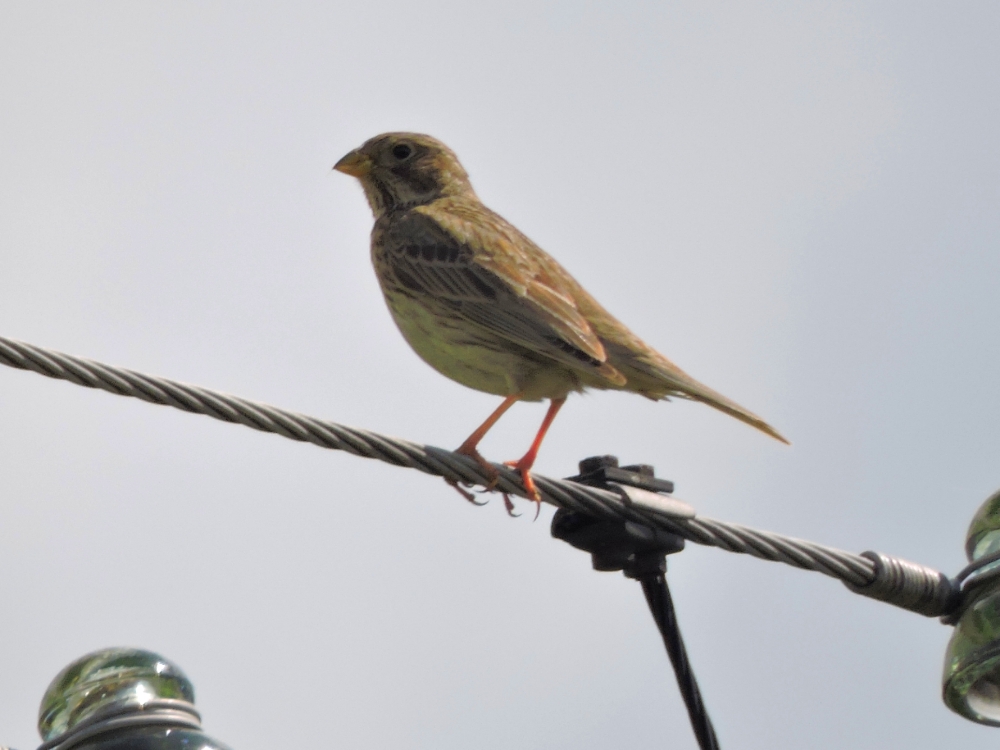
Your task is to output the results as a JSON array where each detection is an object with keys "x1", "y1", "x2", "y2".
[{"x1": 1, "y1": 3, "x2": 999, "y2": 748}]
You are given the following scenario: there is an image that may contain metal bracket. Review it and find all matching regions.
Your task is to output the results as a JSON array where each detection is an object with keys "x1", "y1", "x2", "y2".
[{"x1": 553, "y1": 455, "x2": 687, "y2": 576}]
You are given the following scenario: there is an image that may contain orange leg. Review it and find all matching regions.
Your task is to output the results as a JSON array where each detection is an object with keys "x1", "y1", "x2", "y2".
[
  {"x1": 448, "y1": 394, "x2": 521, "y2": 504},
  {"x1": 504, "y1": 397, "x2": 566, "y2": 519}
]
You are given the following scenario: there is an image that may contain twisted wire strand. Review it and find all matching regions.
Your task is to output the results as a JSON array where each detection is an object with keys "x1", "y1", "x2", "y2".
[
  {"x1": 0, "y1": 334, "x2": 881, "y2": 589},
  {"x1": 641, "y1": 573, "x2": 720, "y2": 750}
]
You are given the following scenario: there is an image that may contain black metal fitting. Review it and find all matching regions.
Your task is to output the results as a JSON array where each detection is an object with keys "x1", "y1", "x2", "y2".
[
  {"x1": 553, "y1": 456, "x2": 685, "y2": 576},
  {"x1": 566, "y1": 454, "x2": 675, "y2": 494},
  {"x1": 554, "y1": 456, "x2": 720, "y2": 750}
]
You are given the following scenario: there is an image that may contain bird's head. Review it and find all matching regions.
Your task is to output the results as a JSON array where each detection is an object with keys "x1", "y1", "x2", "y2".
[{"x1": 334, "y1": 132, "x2": 475, "y2": 217}]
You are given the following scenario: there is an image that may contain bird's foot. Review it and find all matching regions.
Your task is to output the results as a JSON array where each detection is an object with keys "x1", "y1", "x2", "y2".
[
  {"x1": 503, "y1": 458, "x2": 543, "y2": 521},
  {"x1": 448, "y1": 444, "x2": 501, "y2": 506},
  {"x1": 445, "y1": 478, "x2": 490, "y2": 506},
  {"x1": 500, "y1": 493, "x2": 521, "y2": 518}
]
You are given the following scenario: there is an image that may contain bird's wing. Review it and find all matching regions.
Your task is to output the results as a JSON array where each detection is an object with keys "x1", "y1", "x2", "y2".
[{"x1": 381, "y1": 206, "x2": 625, "y2": 384}]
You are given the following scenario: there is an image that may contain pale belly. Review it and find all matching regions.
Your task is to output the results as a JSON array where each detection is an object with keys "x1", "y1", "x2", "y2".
[{"x1": 385, "y1": 292, "x2": 581, "y2": 401}]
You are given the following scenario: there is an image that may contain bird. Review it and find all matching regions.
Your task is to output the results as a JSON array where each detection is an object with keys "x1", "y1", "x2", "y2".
[{"x1": 334, "y1": 132, "x2": 787, "y2": 516}]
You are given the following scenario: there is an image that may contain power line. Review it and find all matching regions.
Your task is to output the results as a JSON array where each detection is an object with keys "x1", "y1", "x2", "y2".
[{"x1": 0, "y1": 334, "x2": 959, "y2": 617}]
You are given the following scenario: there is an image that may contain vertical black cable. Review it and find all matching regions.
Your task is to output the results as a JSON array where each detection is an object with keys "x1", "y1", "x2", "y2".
[{"x1": 639, "y1": 573, "x2": 720, "y2": 750}]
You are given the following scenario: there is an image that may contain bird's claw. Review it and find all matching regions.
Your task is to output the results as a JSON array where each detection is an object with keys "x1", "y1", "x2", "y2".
[
  {"x1": 446, "y1": 478, "x2": 490, "y2": 506},
  {"x1": 448, "y1": 445, "x2": 542, "y2": 520},
  {"x1": 503, "y1": 459, "x2": 543, "y2": 521},
  {"x1": 455, "y1": 447, "x2": 501, "y2": 488},
  {"x1": 448, "y1": 446, "x2": 503, "y2": 507}
]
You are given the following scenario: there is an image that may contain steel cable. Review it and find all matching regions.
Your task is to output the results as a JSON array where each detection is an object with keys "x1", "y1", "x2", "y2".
[{"x1": 1, "y1": 333, "x2": 959, "y2": 613}]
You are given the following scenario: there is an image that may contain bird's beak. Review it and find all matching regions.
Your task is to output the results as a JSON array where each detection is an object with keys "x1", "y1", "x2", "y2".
[{"x1": 333, "y1": 149, "x2": 373, "y2": 177}]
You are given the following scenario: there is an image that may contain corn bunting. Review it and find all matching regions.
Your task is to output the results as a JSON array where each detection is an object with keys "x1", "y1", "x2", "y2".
[{"x1": 335, "y1": 133, "x2": 787, "y2": 515}]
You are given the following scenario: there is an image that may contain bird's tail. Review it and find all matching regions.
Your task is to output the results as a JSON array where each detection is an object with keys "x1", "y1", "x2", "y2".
[
  {"x1": 603, "y1": 340, "x2": 790, "y2": 444},
  {"x1": 683, "y1": 384, "x2": 789, "y2": 444}
]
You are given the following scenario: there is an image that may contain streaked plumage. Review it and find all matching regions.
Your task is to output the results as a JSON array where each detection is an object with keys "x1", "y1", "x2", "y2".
[{"x1": 335, "y1": 132, "x2": 787, "y2": 512}]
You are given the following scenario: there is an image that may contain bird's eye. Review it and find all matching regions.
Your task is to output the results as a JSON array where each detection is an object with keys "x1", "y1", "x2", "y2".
[{"x1": 391, "y1": 144, "x2": 413, "y2": 160}]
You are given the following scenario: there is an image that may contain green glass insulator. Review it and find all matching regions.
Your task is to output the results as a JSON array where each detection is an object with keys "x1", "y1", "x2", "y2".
[
  {"x1": 943, "y1": 489, "x2": 1000, "y2": 725},
  {"x1": 36, "y1": 647, "x2": 232, "y2": 750},
  {"x1": 38, "y1": 648, "x2": 195, "y2": 742},
  {"x1": 966, "y1": 489, "x2": 1000, "y2": 565},
  {"x1": 943, "y1": 590, "x2": 1000, "y2": 724}
]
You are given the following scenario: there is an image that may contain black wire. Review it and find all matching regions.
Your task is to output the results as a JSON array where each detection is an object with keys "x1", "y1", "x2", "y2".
[
  {"x1": 955, "y1": 547, "x2": 1000, "y2": 585},
  {"x1": 639, "y1": 573, "x2": 720, "y2": 750}
]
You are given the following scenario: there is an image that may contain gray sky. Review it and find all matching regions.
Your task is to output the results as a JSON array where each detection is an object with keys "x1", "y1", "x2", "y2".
[{"x1": 1, "y1": 2, "x2": 999, "y2": 748}]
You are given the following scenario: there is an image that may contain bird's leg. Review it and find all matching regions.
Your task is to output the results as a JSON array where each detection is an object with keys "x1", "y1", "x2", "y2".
[
  {"x1": 448, "y1": 394, "x2": 521, "y2": 504},
  {"x1": 504, "y1": 397, "x2": 566, "y2": 519}
]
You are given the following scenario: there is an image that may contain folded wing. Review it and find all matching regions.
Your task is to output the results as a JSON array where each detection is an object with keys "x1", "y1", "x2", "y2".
[{"x1": 381, "y1": 207, "x2": 626, "y2": 385}]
